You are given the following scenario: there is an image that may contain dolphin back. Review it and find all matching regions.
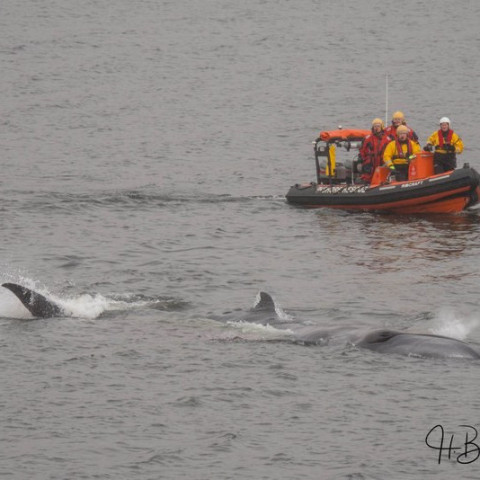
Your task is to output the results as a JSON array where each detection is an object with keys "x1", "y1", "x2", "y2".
[
  {"x1": 358, "y1": 329, "x2": 480, "y2": 360},
  {"x1": 2, "y1": 283, "x2": 63, "y2": 318}
]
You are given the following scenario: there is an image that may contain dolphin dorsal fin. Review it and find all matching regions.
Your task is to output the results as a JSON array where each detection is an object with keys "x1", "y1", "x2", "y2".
[
  {"x1": 2, "y1": 283, "x2": 63, "y2": 318},
  {"x1": 253, "y1": 292, "x2": 276, "y2": 312}
]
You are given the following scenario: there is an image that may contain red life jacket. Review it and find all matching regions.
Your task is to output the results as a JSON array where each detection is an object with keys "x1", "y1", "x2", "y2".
[
  {"x1": 393, "y1": 139, "x2": 412, "y2": 159},
  {"x1": 438, "y1": 129, "x2": 454, "y2": 147}
]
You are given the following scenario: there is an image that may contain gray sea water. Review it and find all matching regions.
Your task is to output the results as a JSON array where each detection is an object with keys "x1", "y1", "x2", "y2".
[{"x1": 2, "y1": 0, "x2": 480, "y2": 479}]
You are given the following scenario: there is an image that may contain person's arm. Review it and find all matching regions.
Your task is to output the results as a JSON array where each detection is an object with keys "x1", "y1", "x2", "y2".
[
  {"x1": 426, "y1": 131, "x2": 437, "y2": 146},
  {"x1": 383, "y1": 142, "x2": 395, "y2": 169},
  {"x1": 453, "y1": 133, "x2": 464, "y2": 154},
  {"x1": 411, "y1": 141, "x2": 421, "y2": 155},
  {"x1": 423, "y1": 131, "x2": 437, "y2": 151}
]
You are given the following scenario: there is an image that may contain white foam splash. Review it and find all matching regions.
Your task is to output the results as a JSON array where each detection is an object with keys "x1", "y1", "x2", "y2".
[
  {"x1": 226, "y1": 320, "x2": 294, "y2": 338},
  {"x1": 428, "y1": 307, "x2": 480, "y2": 341},
  {"x1": 54, "y1": 293, "x2": 111, "y2": 319},
  {"x1": 52, "y1": 293, "x2": 164, "y2": 319},
  {"x1": 0, "y1": 272, "x2": 161, "y2": 319}
]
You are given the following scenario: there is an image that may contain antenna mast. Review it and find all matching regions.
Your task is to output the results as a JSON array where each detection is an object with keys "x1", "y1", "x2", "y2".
[{"x1": 385, "y1": 74, "x2": 389, "y2": 126}]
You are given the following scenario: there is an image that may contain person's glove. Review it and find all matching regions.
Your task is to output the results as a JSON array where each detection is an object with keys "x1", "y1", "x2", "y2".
[
  {"x1": 445, "y1": 144, "x2": 455, "y2": 152},
  {"x1": 423, "y1": 144, "x2": 432, "y2": 152}
]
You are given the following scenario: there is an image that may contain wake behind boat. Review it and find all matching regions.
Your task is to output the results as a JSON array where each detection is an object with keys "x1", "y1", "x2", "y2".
[{"x1": 286, "y1": 128, "x2": 480, "y2": 214}]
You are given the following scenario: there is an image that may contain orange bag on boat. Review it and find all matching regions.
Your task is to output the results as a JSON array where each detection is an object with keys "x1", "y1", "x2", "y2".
[
  {"x1": 409, "y1": 152, "x2": 434, "y2": 180},
  {"x1": 370, "y1": 166, "x2": 390, "y2": 186},
  {"x1": 319, "y1": 129, "x2": 370, "y2": 142}
]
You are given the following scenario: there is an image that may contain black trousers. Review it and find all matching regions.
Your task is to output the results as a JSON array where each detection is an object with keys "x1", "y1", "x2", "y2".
[
  {"x1": 434, "y1": 152, "x2": 456, "y2": 173},
  {"x1": 393, "y1": 164, "x2": 408, "y2": 181}
]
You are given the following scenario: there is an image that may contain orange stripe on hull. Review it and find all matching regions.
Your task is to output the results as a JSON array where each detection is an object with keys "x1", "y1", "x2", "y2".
[
  {"x1": 389, "y1": 196, "x2": 469, "y2": 214},
  {"x1": 304, "y1": 186, "x2": 472, "y2": 213}
]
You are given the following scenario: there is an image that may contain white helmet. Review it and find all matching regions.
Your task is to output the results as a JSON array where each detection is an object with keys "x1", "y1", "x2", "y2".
[{"x1": 439, "y1": 117, "x2": 451, "y2": 125}]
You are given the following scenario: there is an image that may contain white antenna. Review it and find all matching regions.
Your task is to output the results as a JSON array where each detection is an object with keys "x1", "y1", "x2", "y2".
[{"x1": 385, "y1": 74, "x2": 389, "y2": 126}]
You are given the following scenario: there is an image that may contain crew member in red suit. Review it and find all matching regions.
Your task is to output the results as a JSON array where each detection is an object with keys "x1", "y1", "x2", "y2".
[
  {"x1": 381, "y1": 111, "x2": 419, "y2": 153},
  {"x1": 359, "y1": 118, "x2": 386, "y2": 183}
]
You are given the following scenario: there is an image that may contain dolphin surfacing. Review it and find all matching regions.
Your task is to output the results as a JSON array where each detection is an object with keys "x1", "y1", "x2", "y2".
[
  {"x1": 357, "y1": 329, "x2": 480, "y2": 360},
  {"x1": 2, "y1": 283, "x2": 63, "y2": 318},
  {"x1": 215, "y1": 291, "x2": 286, "y2": 326},
  {"x1": 220, "y1": 293, "x2": 480, "y2": 360}
]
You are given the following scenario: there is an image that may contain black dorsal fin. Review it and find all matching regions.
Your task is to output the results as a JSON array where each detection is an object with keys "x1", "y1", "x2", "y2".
[
  {"x1": 253, "y1": 292, "x2": 276, "y2": 312},
  {"x1": 2, "y1": 283, "x2": 63, "y2": 318}
]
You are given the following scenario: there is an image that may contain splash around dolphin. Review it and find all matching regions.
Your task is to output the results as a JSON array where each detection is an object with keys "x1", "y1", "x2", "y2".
[{"x1": 222, "y1": 292, "x2": 480, "y2": 360}]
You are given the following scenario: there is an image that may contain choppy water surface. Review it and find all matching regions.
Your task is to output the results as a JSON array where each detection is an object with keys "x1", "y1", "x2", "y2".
[{"x1": 1, "y1": 1, "x2": 480, "y2": 479}]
